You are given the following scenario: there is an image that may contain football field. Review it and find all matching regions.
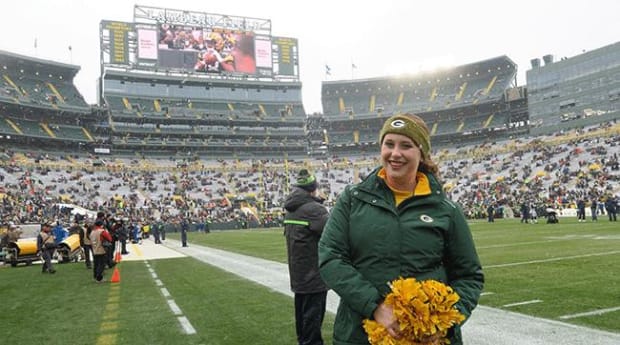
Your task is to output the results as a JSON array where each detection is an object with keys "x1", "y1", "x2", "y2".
[{"x1": 1, "y1": 218, "x2": 618, "y2": 344}]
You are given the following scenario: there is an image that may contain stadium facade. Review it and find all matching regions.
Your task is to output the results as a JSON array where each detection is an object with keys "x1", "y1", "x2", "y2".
[
  {"x1": 0, "y1": 5, "x2": 618, "y2": 159},
  {"x1": 527, "y1": 41, "x2": 620, "y2": 135},
  {"x1": 98, "y1": 5, "x2": 307, "y2": 159},
  {"x1": 0, "y1": 50, "x2": 96, "y2": 153},
  {"x1": 316, "y1": 56, "x2": 528, "y2": 156}
]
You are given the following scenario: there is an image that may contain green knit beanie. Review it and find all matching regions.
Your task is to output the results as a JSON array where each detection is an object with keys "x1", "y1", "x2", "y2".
[
  {"x1": 379, "y1": 114, "x2": 431, "y2": 158},
  {"x1": 296, "y1": 169, "x2": 318, "y2": 192}
]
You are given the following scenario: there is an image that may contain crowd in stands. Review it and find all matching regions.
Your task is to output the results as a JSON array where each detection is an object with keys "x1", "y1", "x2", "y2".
[
  {"x1": 441, "y1": 122, "x2": 619, "y2": 220},
  {"x1": 1, "y1": 121, "x2": 618, "y2": 234}
]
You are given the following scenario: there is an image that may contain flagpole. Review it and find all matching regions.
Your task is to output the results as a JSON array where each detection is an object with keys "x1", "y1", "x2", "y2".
[{"x1": 351, "y1": 59, "x2": 354, "y2": 79}]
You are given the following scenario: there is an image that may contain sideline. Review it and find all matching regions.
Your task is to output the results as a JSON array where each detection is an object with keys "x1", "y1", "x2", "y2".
[
  {"x1": 95, "y1": 284, "x2": 120, "y2": 345},
  {"x1": 157, "y1": 239, "x2": 620, "y2": 345}
]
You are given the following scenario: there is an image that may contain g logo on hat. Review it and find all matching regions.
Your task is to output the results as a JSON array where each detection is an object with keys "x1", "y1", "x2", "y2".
[
  {"x1": 379, "y1": 114, "x2": 431, "y2": 158},
  {"x1": 391, "y1": 119, "x2": 406, "y2": 128}
]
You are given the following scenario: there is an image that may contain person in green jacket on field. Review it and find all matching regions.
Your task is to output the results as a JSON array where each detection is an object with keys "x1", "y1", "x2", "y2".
[{"x1": 318, "y1": 113, "x2": 484, "y2": 345}]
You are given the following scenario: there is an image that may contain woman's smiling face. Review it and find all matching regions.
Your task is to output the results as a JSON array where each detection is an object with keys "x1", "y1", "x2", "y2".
[{"x1": 381, "y1": 133, "x2": 422, "y2": 184}]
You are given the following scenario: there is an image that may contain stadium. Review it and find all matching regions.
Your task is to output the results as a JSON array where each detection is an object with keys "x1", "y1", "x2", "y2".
[{"x1": 1, "y1": 4, "x2": 619, "y2": 345}]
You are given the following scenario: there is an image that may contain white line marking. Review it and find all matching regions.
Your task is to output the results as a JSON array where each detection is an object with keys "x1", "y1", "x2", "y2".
[
  {"x1": 485, "y1": 250, "x2": 620, "y2": 268},
  {"x1": 478, "y1": 239, "x2": 570, "y2": 249},
  {"x1": 559, "y1": 306, "x2": 620, "y2": 319},
  {"x1": 177, "y1": 316, "x2": 197, "y2": 334},
  {"x1": 480, "y1": 292, "x2": 495, "y2": 296},
  {"x1": 503, "y1": 300, "x2": 542, "y2": 307},
  {"x1": 144, "y1": 261, "x2": 196, "y2": 336},
  {"x1": 167, "y1": 300, "x2": 182, "y2": 315}
]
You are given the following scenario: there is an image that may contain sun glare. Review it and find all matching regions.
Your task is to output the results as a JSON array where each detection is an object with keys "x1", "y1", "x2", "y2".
[{"x1": 385, "y1": 55, "x2": 456, "y2": 77}]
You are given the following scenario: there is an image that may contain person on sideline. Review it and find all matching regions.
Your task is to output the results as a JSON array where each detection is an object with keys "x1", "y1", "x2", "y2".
[
  {"x1": 6, "y1": 223, "x2": 22, "y2": 242},
  {"x1": 37, "y1": 221, "x2": 56, "y2": 274},
  {"x1": 52, "y1": 220, "x2": 68, "y2": 245},
  {"x1": 318, "y1": 113, "x2": 484, "y2": 345},
  {"x1": 78, "y1": 220, "x2": 93, "y2": 269},
  {"x1": 530, "y1": 204, "x2": 538, "y2": 224},
  {"x1": 605, "y1": 196, "x2": 618, "y2": 221},
  {"x1": 180, "y1": 219, "x2": 189, "y2": 247},
  {"x1": 590, "y1": 198, "x2": 598, "y2": 222},
  {"x1": 520, "y1": 202, "x2": 530, "y2": 223},
  {"x1": 89, "y1": 220, "x2": 113, "y2": 283},
  {"x1": 284, "y1": 169, "x2": 330, "y2": 345},
  {"x1": 577, "y1": 199, "x2": 587, "y2": 222},
  {"x1": 486, "y1": 204, "x2": 495, "y2": 222}
]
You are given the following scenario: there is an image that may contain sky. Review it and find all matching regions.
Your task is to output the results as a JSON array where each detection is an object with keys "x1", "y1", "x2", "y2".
[{"x1": 1, "y1": 1, "x2": 619, "y2": 114}]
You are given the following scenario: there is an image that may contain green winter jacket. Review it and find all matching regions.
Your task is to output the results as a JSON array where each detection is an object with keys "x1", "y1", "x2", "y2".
[{"x1": 318, "y1": 167, "x2": 484, "y2": 345}]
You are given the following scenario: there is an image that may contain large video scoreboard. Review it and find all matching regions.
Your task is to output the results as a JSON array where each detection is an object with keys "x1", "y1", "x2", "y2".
[{"x1": 100, "y1": 5, "x2": 299, "y2": 80}]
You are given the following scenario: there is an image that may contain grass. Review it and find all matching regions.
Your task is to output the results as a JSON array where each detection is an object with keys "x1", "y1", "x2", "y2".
[
  {"x1": 1, "y1": 218, "x2": 618, "y2": 344},
  {"x1": 0, "y1": 250, "x2": 333, "y2": 345},
  {"x1": 166, "y1": 228, "x2": 288, "y2": 263},
  {"x1": 472, "y1": 218, "x2": 620, "y2": 332},
  {"x1": 166, "y1": 218, "x2": 620, "y2": 333}
]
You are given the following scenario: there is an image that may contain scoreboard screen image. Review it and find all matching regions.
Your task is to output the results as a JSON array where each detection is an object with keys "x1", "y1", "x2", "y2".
[{"x1": 101, "y1": 7, "x2": 298, "y2": 79}]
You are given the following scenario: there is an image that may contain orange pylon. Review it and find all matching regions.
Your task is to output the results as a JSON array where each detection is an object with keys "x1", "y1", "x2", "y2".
[
  {"x1": 110, "y1": 266, "x2": 120, "y2": 283},
  {"x1": 115, "y1": 251, "x2": 121, "y2": 263}
]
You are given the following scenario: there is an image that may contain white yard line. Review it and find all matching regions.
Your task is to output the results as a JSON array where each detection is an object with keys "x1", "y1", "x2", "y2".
[
  {"x1": 178, "y1": 316, "x2": 197, "y2": 335},
  {"x1": 477, "y1": 239, "x2": 572, "y2": 249},
  {"x1": 167, "y1": 299, "x2": 182, "y2": 315},
  {"x1": 158, "y1": 239, "x2": 620, "y2": 345},
  {"x1": 560, "y1": 306, "x2": 620, "y2": 320},
  {"x1": 485, "y1": 250, "x2": 620, "y2": 268},
  {"x1": 141, "y1": 257, "x2": 197, "y2": 336},
  {"x1": 503, "y1": 300, "x2": 542, "y2": 308}
]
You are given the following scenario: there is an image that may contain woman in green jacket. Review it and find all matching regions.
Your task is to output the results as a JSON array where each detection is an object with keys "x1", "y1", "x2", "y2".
[{"x1": 318, "y1": 113, "x2": 483, "y2": 345}]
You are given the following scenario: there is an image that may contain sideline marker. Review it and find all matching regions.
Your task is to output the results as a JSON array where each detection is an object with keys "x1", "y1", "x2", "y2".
[{"x1": 111, "y1": 267, "x2": 120, "y2": 283}]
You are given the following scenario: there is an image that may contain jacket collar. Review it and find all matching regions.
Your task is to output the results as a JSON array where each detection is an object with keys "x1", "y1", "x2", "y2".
[
  {"x1": 376, "y1": 167, "x2": 432, "y2": 196},
  {"x1": 355, "y1": 166, "x2": 441, "y2": 203}
]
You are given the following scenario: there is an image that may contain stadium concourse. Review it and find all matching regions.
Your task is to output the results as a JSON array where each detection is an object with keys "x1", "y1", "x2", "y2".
[{"x1": 127, "y1": 237, "x2": 620, "y2": 345}]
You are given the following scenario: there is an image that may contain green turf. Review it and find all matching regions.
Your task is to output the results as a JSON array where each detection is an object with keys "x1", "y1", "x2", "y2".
[
  {"x1": 1, "y1": 263, "x2": 110, "y2": 344},
  {"x1": 1, "y1": 217, "x2": 618, "y2": 344},
  {"x1": 0, "y1": 255, "x2": 334, "y2": 345},
  {"x1": 168, "y1": 218, "x2": 620, "y2": 333},
  {"x1": 167, "y1": 228, "x2": 288, "y2": 262},
  {"x1": 472, "y1": 218, "x2": 620, "y2": 332}
]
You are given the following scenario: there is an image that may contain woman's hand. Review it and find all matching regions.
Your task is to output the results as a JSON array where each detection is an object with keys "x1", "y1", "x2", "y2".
[
  {"x1": 373, "y1": 303, "x2": 444, "y2": 343},
  {"x1": 373, "y1": 302, "x2": 402, "y2": 339}
]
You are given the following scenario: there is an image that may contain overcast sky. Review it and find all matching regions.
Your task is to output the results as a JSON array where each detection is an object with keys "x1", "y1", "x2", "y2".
[{"x1": 1, "y1": 1, "x2": 618, "y2": 113}]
